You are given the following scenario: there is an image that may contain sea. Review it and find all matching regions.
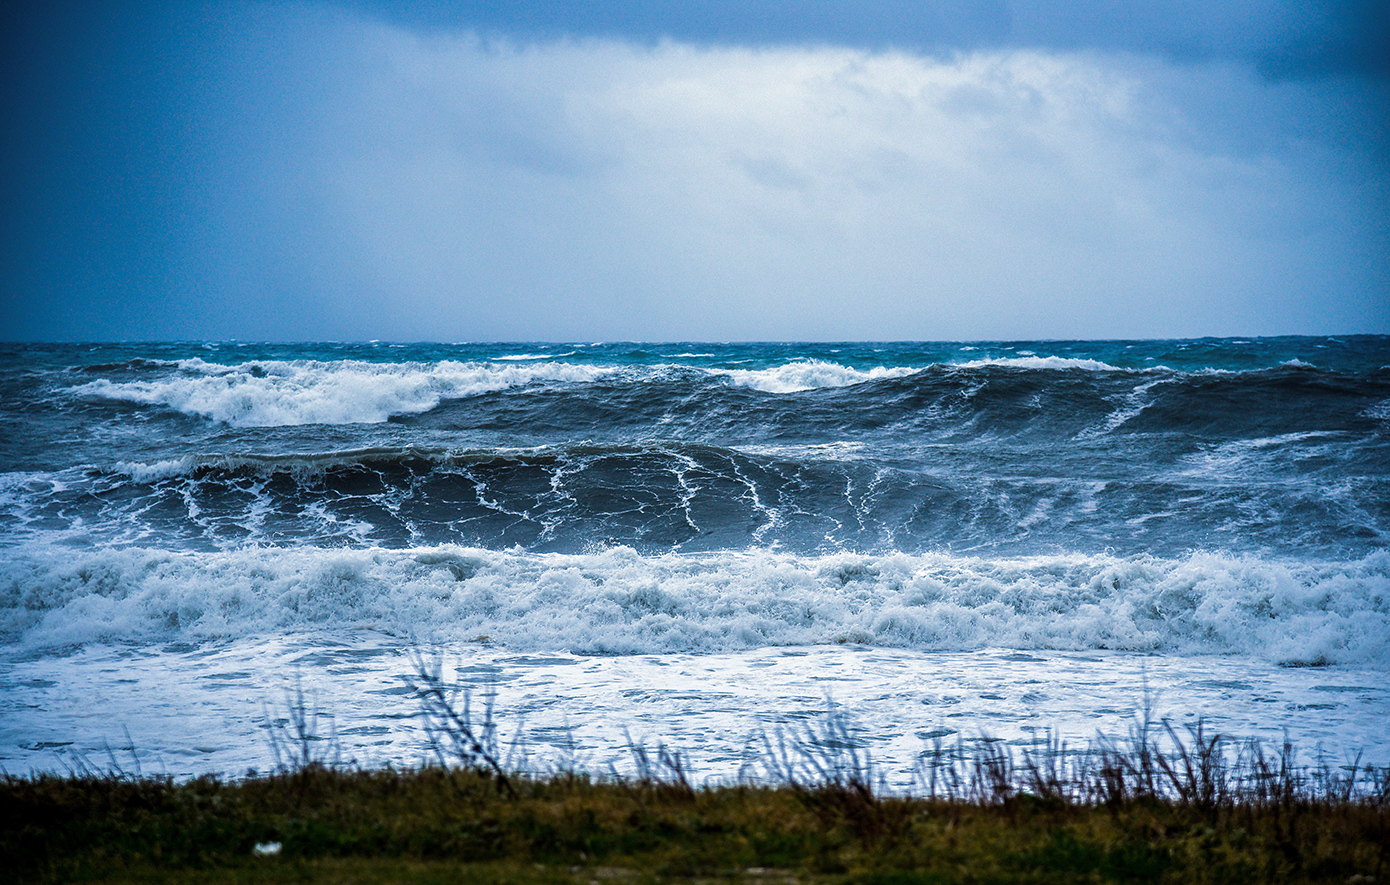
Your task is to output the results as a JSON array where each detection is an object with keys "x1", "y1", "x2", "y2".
[{"x1": 2, "y1": 338, "x2": 1387, "y2": 785}]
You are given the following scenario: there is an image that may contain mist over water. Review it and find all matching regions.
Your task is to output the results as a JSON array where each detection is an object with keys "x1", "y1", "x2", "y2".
[{"x1": 2, "y1": 338, "x2": 1387, "y2": 778}]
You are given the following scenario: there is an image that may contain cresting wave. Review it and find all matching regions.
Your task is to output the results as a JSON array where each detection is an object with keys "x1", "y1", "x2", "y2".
[
  {"x1": 708, "y1": 360, "x2": 922, "y2": 393},
  {"x1": 3, "y1": 544, "x2": 1385, "y2": 665},
  {"x1": 72, "y1": 358, "x2": 620, "y2": 427},
  {"x1": 63, "y1": 353, "x2": 1385, "y2": 432},
  {"x1": 955, "y1": 355, "x2": 1132, "y2": 372},
  {"x1": 64, "y1": 355, "x2": 1162, "y2": 427},
  {"x1": 66, "y1": 357, "x2": 936, "y2": 427}
]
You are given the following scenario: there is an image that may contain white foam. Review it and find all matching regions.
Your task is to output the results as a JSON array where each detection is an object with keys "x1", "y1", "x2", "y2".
[
  {"x1": 711, "y1": 360, "x2": 919, "y2": 393},
  {"x1": 1078, "y1": 377, "x2": 1171, "y2": 439},
  {"x1": 732, "y1": 441, "x2": 868, "y2": 461},
  {"x1": 70, "y1": 357, "x2": 932, "y2": 422},
  {"x1": 955, "y1": 356, "x2": 1132, "y2": 372},
  {"x1": 72, "y1": 359, "x2": 617, "y2": 427},
  {"x1": 3, "y1": 544, "x2": 1385, "y2": 665},
  {"x1": 1175, "y1": 431, "x2": 1350, "y2": 477},
  {"x1": 111, "y1": 458, "x2": 197, "y2": 483}
]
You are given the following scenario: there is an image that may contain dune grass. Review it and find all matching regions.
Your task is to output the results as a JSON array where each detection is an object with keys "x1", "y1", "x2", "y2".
[{"x1": 3, "y1": 664, "x2": 1387, "y2": 884}]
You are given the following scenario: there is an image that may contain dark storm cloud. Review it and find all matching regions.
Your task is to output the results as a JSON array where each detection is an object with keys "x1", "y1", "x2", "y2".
[{"x1": 343, "y1": 0, "x2": 1390, "y2": 78}]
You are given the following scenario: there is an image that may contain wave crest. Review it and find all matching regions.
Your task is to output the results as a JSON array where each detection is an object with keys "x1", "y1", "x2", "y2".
[
  {"x1": 711, "y1": 360, "x2": 920, "y2": 393},
  {"x1": 955, "y1": 356, "x2": 1133, "y2": 372},
  {"x1": 73, "y1": 359, "x2": 617, "y2": 426}
]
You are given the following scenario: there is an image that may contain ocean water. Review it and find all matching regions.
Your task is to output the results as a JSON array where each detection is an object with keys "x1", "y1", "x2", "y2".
[{"x1": 2, "y1": 338, "x2": 1387, "y2": 783}]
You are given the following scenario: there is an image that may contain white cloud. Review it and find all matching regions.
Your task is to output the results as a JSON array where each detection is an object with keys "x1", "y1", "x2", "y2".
[{"x1": 220, "y1": 12, "x2": 1387, "y2": 340}]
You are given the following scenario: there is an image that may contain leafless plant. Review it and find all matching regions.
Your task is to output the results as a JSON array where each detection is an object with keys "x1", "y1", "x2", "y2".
[{"x1": 407, "y1": 651, "x2": 515, "y2": 797}]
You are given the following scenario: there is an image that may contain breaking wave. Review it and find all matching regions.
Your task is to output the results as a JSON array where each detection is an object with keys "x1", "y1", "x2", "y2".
[
  {"x1": 711, "y1": 360, "x2": 921, "y2": 393},
  {"x1": 68, "y1": 357, "x2": 930, "y2": 425},
  {"x1": 73, "y1": 358, "x2": 619, "y2": 426},
  {"x1": 3, "y1": 544, "x2": 1386, "y2": 665},
  {"x1": 955, "y1": 356, "x2": 1133, "y2": 372}
]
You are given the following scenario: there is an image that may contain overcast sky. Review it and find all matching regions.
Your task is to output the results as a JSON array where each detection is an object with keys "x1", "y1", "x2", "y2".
[{"x1": 2, "y1": 1, "x2": 1386, "y2": 342}]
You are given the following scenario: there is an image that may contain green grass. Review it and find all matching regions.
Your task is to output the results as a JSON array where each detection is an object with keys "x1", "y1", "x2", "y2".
[
  {"x1": 4, "y1": 664, "x2": 1387, "y2": 883},
  {"x1": 3, "y1": 761, "x2": 1388, "y2": 884}
]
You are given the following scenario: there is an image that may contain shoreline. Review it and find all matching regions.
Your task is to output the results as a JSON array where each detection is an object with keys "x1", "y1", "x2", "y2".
[
  {"x1": 6, "y1": 706, "x2": 1388, "y2": 884},
  {"x1": 6, "y1": 641, "x2": 1388, "y2": 782}
]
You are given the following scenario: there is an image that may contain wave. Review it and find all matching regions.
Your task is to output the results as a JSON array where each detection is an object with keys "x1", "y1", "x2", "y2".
[
  {"x1": 711, "y1": 360, "x2": 921, "y2": 393},
  {"x1": 61, "y1": 351, "x2": 1390, "y2": 432},
  {"x1": 72, "y1": 359, "x2": 618, "y2": 426},
  {"x1": 67, "y1": 357, "x2": 927, "y2": 425},
  {"x1": 955, "y1": 356, "x2": 1135, "y2": 372},
  {"x1": 0, "y1": 395, "x2": 1368, "y2": 561},
  {"x1": 67, "y1": 355, "x2": 1144, "y2": 428},
  {"x1": 3, "y1": 544, "x2": 1385, "y2": 665}
]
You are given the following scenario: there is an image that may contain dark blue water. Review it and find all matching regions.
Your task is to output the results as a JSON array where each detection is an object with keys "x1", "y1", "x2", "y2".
[
  {"x1": 0, "y1": 337, "x2": 1387, "y2": 663},
  {"x1": 2, "y1": 337, "x2": 1386, "y2": 558}
]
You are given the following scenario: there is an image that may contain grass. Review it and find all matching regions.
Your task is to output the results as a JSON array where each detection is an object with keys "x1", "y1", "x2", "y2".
[{"x1": 3, "y1": 664, "x2": 1387, "y2": 884}]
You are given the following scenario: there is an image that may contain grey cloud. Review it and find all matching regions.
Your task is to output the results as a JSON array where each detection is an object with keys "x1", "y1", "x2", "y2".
[
  {"x1": 231, "y1": 32, "x2": 1384, "y2": 340},
  {"x1": 340, "y1": 0, "x2": 1389, "y2": 78},
  {"x1": 1, "y1": 2, "x2": 1385, "y2": 342}
]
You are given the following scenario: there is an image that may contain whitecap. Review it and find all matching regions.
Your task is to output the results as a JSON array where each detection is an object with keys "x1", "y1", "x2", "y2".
[
  {"x1": 710, "y1": 360, "x2": 918, "y2": 393},
  {"x1": 4, "y1": 544, "x2": 1385, "y2": 666},
  {"x1": 71, "y1": 359, "x2": 617, "y2": 427},
  {"x1": 956, "y1": 356, "x2": 1131, "y2": 372}
]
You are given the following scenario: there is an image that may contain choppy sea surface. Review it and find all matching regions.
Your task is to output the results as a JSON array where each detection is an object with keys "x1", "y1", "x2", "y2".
[{"x1": 2, "y1": 338, "x2": 1387, "y2": 783}]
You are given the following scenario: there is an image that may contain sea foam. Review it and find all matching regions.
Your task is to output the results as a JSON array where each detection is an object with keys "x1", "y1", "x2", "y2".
[
  {"x1": 73, "y1": 359, "x2": 617, "y2": 426},
  {"x1": 711, "y1": 360, "x2": 919, "y2": 393},
  {"x1": 4, "y1": 544, "x2": 1385, "y2": 665},
  {"x1": 70, "y1": 357, "x2": 925, "y2": 424},
  {"x1": 955, "y1": 356, "x2": 1134, "y2": 372}
]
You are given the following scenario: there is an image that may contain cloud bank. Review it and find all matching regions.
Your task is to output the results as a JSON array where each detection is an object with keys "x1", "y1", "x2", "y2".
[{"x1": 2, "y1": 2, "x2": 1386, "y2": 340}]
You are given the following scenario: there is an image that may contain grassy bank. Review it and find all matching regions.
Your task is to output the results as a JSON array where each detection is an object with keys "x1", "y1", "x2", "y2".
[
  {"x1": 4, "y1": 669, "x2": 1387, "y2": 883},
  {"x1": 4, "y1": 755, "x2": 1388, "y2": 884}
]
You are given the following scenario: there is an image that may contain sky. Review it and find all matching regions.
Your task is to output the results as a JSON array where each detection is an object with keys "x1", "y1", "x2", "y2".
[{"x1": 1, "y1": 1, "x2": 1387, "y2": 342}]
